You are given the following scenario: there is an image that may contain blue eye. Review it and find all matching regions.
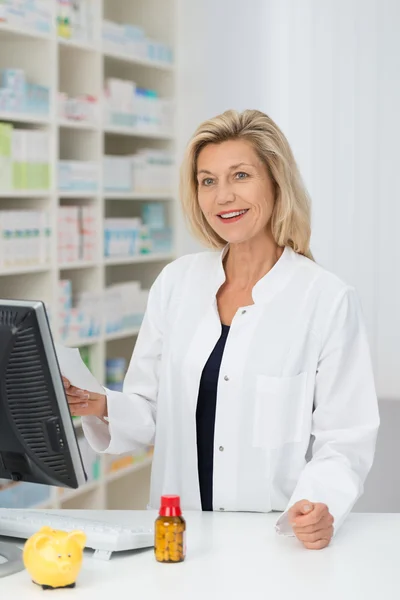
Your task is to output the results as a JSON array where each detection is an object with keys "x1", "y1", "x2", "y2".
[
  {"x1": 236, "y1": 172, "x2": 248, "y2": 179},
  {"x1": 202, "y1": 178, "x2": 214, "y2": 186}
]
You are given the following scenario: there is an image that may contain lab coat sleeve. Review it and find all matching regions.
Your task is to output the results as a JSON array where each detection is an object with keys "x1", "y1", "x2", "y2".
[
  {"x1": 81, "y1": 269, "x2": 165, "y2": 455},
  {"x1": 275, "y1": 286, "x2": 380, "y2": 536}
]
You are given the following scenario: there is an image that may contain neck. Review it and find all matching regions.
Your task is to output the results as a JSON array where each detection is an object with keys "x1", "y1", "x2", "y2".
[{"x1": 224, "y1": 232, "x2": 284, "y2": 289}]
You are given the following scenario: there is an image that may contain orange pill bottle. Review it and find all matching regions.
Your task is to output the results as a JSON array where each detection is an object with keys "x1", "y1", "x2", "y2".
[{"x1": 154, "y1": 495, "x2": 186, "y2": 563}]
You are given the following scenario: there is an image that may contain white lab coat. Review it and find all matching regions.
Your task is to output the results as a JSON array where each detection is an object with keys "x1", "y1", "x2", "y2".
[{"x1": 83, "y1": 246, "x2": 379, "y2": 535}]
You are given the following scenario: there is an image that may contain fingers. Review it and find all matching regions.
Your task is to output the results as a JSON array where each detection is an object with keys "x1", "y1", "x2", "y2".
[
  {"x1": 61, "y1": 375, "x2": 89, "y2": 398},
  {"x1": 295, "y1": 526, "x2": 334, "y2": 544},
  {"x1": 69, "y1": 401, "x2": 102, "y2": 417},
  {"x1": 66, "y1": 386, "x2": 89, "y2": 399},
  {"x1": 67, "y1": 395, "x2": 89, "y2": 405},
  {"x1": 292, "y1": 503, "x2": 329, "y2": 528},
  {"x1": 303, "y1": 538, "x2": 331, "y2": 550},
  {"x1": 288, "y1": 499, "x2": 314, "y2": 521},
  {"x1": 69, "y1": 403, "x2": 89, "y2": 416},
  {"x1": 294, "y1": 513, "x2": 334, "y2": 534}
]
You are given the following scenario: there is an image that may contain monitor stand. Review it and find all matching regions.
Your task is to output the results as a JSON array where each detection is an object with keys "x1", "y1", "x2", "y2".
[{"x1": 0, "y1": 541, "x2": 24, "y2": 578}]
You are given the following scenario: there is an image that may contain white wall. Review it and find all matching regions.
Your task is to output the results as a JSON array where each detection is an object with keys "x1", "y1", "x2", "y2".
[
  {"x1": 177, "y1": 0, "x2": 400, "y2": 402},
  {"x1": 264, "y1": 0, "x2": 400, "y2": 402},
  {"x1": 175, "y1": 0, "x2": 270, "y2": 255}
]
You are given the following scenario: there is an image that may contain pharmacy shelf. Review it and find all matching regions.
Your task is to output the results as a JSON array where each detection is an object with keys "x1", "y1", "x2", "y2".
[
  {"x1": 61, "y1": 326, "x2": 142, "y2": 347},
  {"x1": 104, "y1": 253, "x2": 174, "y2": 266},
  {"x1": 58, "y1": 260, "x2": 101, "y2": 271},
  {"x1": 58, "y1": 119, "x2": 99, "y2": 131},
  {"x1": 0, "y1": 0, "x2": 176, "y2": 513},
  {"x1": 58, "y1": 190, "x2": 99, "y2": 198},
  {"x1": 104, "y1": 125, "x2": 174, "y2": 141},
  {"x1": 0, "y1": 263, "x2": 51, "y2": 277},
  {"x1": 104, "y1": 326, "x2": 141, "y2": 342},
  {"x1": 103, "y1": 192, "x2": 173, "y2": 201},
  {"x1": 0, "y1": 190, "x2": 51, "y2": 198},
  {"x1": 0, "y1": 111, "x2": 51, "y2": 125},
  {"x1": 58, "y1": 37, "x2": 98, "y2": 53},
  {"x1": 103, "y1": 48, "x2": 174, "y2": 72},
  {"x1": 0, "y1": 21, "x2": 53, "y2": 42}
]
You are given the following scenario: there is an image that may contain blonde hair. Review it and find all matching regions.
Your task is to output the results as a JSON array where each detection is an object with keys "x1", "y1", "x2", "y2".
[{"x1": 180, "y1": 109, "x2": 313, "y2": 260}]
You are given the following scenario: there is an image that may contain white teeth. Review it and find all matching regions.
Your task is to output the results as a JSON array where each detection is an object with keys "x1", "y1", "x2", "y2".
[{"x1": 219, "y1": 210, "x2": 247, "y2": 219}]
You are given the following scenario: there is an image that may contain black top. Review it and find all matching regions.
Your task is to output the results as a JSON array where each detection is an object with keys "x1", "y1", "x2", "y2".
[{"x1": 196, "y1": 324, "x2": 230, "y2": 511}]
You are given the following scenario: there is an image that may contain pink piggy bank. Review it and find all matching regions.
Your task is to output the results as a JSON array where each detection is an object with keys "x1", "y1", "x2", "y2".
[{"x1": 23, "y1": 525, "x2": 86, "y2": 590}]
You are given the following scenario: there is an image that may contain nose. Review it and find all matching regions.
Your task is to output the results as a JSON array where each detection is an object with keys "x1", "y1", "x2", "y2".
[
  {"x1": 215, "y1": 181, "x2": 235, "y2": 205},
  {"x1": 60, "y1": 563, "x2": 72, "y2": 573}
]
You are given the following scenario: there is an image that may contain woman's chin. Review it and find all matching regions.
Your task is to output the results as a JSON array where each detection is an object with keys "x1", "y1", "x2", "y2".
[{"x1": 215, "y1": 230, "x2": 254, "y2": 245}]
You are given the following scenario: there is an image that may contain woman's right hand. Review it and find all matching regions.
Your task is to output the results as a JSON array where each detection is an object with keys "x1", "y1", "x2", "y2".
[{"x1": 62, "y1": 376, "x2": 108, "y2": 419}]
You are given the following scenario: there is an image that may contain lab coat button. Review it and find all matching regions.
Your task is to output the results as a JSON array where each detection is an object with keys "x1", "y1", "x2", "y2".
[
  {"x1": 241, "y1": 309, "x2": 247, "y2": 315},
  {"x1": 219, "y1": 446, "x2": 224, "y2": 452},
  {"x1": 224, "y1": 375, "x2": 229, "y2": 381}
]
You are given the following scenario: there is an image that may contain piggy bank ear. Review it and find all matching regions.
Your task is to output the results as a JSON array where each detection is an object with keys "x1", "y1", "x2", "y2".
[
  {"x1": 38, "y1": 526, "x2": 54, "y2": 535},
  {"x1": 33, "y1": 532, "x2": 52, "y2": 551},
  {"x1": 67, "y1": 530, "x2": 86, "y2": 549}
]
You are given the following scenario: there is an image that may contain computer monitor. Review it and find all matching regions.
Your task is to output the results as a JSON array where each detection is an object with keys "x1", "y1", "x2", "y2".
[{"x1": 0, "y1": 299, "x2": 87, "y2": 577}]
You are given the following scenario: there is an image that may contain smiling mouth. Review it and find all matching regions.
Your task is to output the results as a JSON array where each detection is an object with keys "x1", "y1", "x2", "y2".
[{"x1": 217, "y1": 209, "x2": 249, "y2": 222}]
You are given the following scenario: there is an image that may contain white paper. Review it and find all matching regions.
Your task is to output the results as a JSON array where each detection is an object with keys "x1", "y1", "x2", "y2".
[{"x1": 55, "y1": 344, "x2": 104, "y2": 395}]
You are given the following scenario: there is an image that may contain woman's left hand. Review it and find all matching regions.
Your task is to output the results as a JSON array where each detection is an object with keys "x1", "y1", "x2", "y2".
[{"x1": 288, "y1": 500, "x2": 334, "y2": 550}]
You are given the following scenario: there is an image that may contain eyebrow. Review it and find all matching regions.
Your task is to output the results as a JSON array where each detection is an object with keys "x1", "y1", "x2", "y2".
[{"x1": 197, "y1": 162, "x2": 255, "y2": 176}]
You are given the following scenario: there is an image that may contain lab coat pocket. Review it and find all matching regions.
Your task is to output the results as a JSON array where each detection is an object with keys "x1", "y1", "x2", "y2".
[{"x1": 253, "y1": 372, "x2": 308, "y2": 449}]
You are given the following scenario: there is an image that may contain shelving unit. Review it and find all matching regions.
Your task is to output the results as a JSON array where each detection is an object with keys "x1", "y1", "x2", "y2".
[
  {"x1": 103, "y1": 125, "x2": 174, "y2": 140},
  {"x1": 104, "y1": 49, "x2": 175, "y2": 72},
  {"x1": 0, "y1": 0, "x2": 177, "y2": 511},
  {"x1": 104, "y1": 252, "x2": 174, "y2": 266}
]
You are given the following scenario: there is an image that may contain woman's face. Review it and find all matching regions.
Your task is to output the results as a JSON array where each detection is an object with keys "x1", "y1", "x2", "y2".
[{"x1": 196, "y1": 139, "x2": 275, "y2": 245}]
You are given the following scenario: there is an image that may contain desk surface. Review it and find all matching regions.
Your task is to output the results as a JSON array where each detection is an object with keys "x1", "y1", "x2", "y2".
[{"x1": 1, "y1": 510, "x2": 398, "y2": 599}]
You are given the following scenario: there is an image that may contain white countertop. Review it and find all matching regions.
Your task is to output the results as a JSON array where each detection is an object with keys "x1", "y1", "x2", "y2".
[{"x1": 1, "y1": 510, "x2": 398, "y2": 599}]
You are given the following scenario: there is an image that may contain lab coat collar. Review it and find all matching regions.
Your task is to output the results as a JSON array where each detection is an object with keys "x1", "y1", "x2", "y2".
[{"x1": 215, "y1": 244, "x2": 297, "y2": 305}]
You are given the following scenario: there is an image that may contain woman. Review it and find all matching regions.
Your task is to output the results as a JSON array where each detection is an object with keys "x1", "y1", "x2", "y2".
[{"x1": 64, "y1": 110, "x2": 379, "y2": 550}]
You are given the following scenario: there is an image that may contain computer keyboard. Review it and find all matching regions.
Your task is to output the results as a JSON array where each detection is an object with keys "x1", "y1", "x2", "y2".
[{"x1": 0, "y1": 509, "x2": 154, "y2": 560}]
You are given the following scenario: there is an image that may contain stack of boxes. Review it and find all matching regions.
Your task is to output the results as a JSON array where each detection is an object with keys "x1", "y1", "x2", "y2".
[
  {"x1": 104, "y1": 77, "x2": 174, "y2": 134},
  {"x1": 104, "y1": 218, "x2": 141, "y2": 258},
  {"x1": 12, "y1": 128, "x2": 50, "y2": 189},
  {"x1": 58, "y1": 160, "x2": 99, "y2": 192},
  {"x1": 0, "y1": 122, "x2": 50, "y2": 191},
  {"x1": 142, "y1": 202, "x2": 172, "y2": 254},
  {"x1": 0, "y1": 0, "x2": 52, "y2": 34},
  {"x1": 58, "y1": 92, "x2": 99, "y2": 124},
  {"x1": 58, "y1": 279, "x2": 148, "y2": 342},
  {"x1": 104, "y1": 281, "x2": 148, "y2": 335},
  {"x1": 102, "y1": 20, "x2": 173, "y2": 66},
  {"x1": 58, "y1": 280, "x2": 102, "y2": 342},
  {"x1": 104, "y1": 149, "x2": 174, "y2": 194},
  {"x1": 0, "y1": 209, "x2": 51, "y2": 269},
  {"x1": 104, "y1": 203, "x2": 172, "y2": 258},
  {"x1": 0, "y1": 68, "x2": 50, "y2": 116},
  {"x1": 58, "y1": 205, "x2": 96, "y2": 264}
]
